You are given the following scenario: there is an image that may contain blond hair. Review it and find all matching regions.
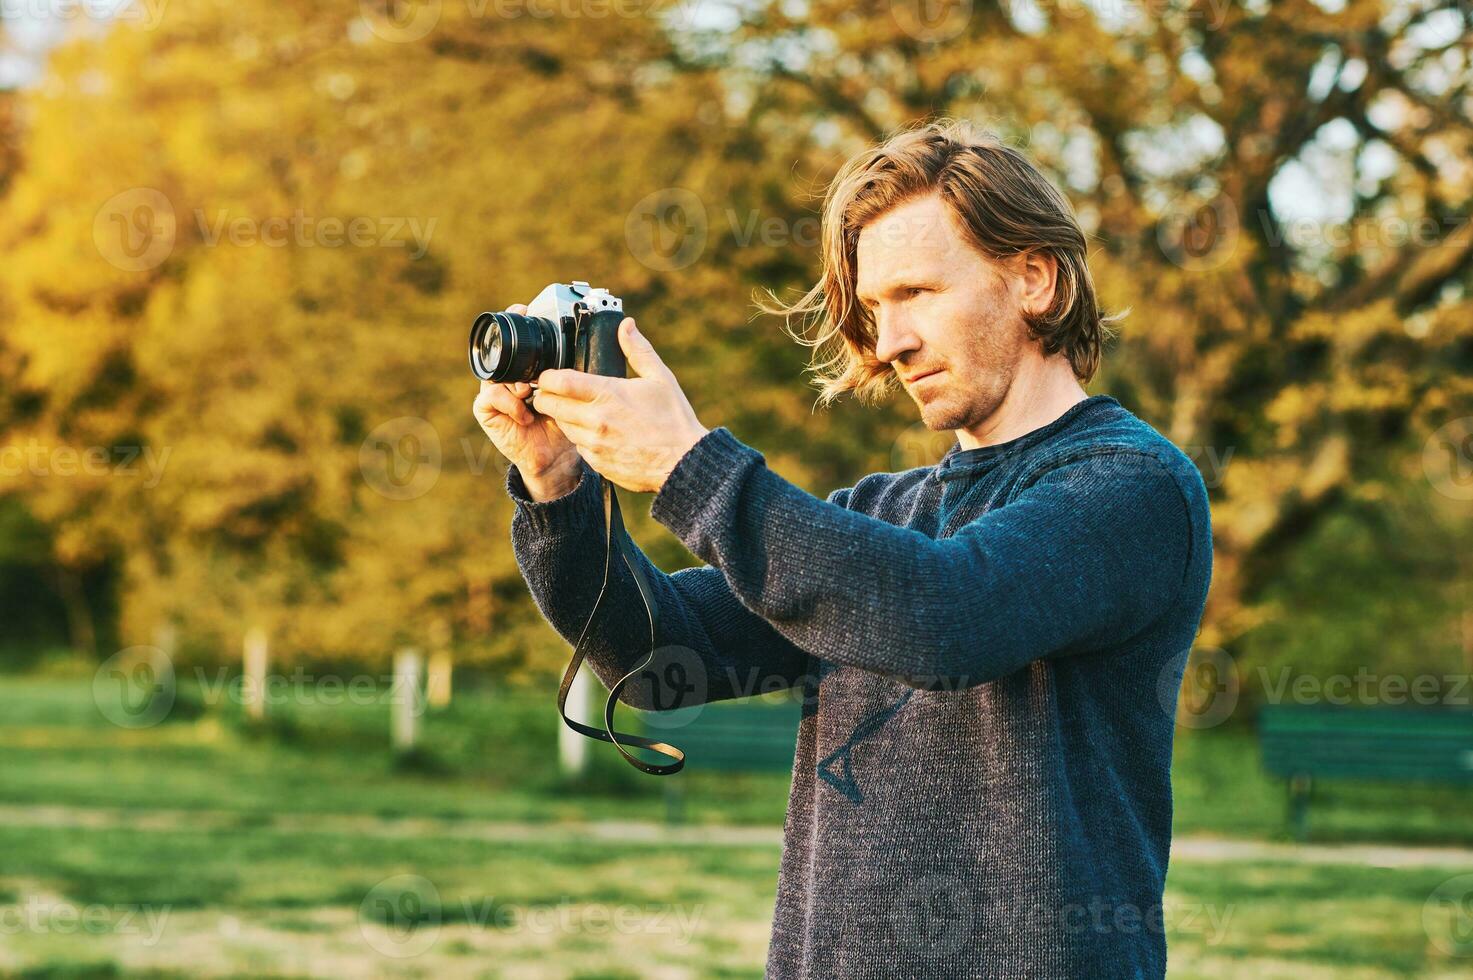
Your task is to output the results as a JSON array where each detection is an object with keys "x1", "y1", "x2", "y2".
[{"x1": 766, "y1": 119, "x2": 1117, "y2": 404}]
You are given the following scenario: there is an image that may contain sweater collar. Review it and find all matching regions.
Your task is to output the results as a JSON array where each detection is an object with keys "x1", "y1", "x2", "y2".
[{"x1": 934, "y1": 394, "x2": 1120, "y2": 481}]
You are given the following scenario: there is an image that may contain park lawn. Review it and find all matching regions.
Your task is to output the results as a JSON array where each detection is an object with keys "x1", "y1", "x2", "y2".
[
  {"x1": 2, "y1": 676, "x2": 1471, "y2": 844},
  {"x1": 0, "y1": 817, "x2": 781, "y2": 980},
  {"x1": 1165, "y1": 860, "x2": 1471, "y2": 979},
  {"x1": 0, "y1": 817, "x2": 1469, "y2": 978},
  {"x1": 0, "y1": 676, "x2": 793, "y2": 827},
  {"x1": 3, "y1": 676, "x2": 1473, "y2": 977}
]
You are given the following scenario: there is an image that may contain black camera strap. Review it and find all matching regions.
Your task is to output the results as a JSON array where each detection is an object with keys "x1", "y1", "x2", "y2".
[{"x1": 555, "y1": 476, "x2": 686, "y2": 776}]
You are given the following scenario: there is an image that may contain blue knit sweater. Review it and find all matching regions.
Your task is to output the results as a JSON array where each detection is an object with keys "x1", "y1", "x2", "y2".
[{"x1": 507, "y1": 394, "x2": 1213, "y2": 978}]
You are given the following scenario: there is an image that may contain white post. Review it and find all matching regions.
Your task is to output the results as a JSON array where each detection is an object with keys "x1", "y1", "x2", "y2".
[
  {"x1": 392, "y1": 648, "x2": 423, "y2": 752},
  {"x1": 243, "y1": 627, "x2": 268, "y2": 721},
  {"x1": 558, "y1": 667, "x2": 596, "y2": 776}
]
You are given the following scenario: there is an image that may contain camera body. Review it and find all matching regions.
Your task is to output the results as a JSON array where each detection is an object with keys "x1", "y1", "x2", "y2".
[{"x1": 469, "y1": 281, "x2": 626, "y2": 383}]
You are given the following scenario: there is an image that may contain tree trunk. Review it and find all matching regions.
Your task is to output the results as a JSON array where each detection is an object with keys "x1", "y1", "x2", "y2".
[{"x1": 51, "y1": 567, "x2": 96, "y2": 657}]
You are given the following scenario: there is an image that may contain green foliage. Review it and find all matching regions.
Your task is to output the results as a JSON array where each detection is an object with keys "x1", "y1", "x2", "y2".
[
  {"x1": 1241, "y1": 474, "x2": 1472, "y2": 695},
  {"x1": 0, "y1": 2, "x2": 1468, "y2": 680}
]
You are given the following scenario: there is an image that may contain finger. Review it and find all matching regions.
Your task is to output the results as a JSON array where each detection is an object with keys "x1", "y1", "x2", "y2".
[
  {"x1": 507, "y1": 303, "x2": 528, "y2": 315},
  {"x1": 474, "y1": 389, "x2": 513, "y2": 425},
  {"x1": 475, "y1": 391, "x2": 511, "y2": 425},
  {"x1": 558, "y1": 419, "x2": 603, "y2": 450},
  {"x1": 617, "y1": 318, "x2": 672, "y2": 381},
  {"x1": 531, "y1": 390, "x2": 598, "y2": 429},
  {"x1": 483, "y1": 384, "x2": 534, "y2": 424},
  {"x1": 474, "y1": 383, "x2": 501, "y2": 410},
  {"x1": 479, "y1": 378, "x2": 532, "y2": 401},
  {"x1": 537, "y1": 368, "x2": 610, "y2": 401}
]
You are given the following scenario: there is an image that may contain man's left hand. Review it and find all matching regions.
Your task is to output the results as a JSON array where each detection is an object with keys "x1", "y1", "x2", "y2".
[{"x1": 531, "y1": 318, "x2": 709, "y2": 494}]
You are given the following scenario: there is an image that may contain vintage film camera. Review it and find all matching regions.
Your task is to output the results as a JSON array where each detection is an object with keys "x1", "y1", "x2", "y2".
[{"x1": 469, "y1": 281, "x2": 626, "y2": 383}]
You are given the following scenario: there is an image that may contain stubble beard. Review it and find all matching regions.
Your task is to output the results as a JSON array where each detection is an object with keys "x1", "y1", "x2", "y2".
[{"x1": 913, "y1": 308, "x2": 1029, "y2": 434}]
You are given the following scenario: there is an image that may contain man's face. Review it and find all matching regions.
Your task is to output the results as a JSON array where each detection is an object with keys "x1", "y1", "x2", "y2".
[{"x1": 855, "y1": 192, "x2": 1034, "y2": 434}]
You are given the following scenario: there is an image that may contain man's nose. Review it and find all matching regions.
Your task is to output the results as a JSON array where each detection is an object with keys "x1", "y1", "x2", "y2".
[{"x1": 873, "y1": 309, "x2": 921, "y2": 366}]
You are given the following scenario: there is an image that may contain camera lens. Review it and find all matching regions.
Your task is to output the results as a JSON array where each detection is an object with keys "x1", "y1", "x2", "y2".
[{"x1": 469, "y1": 312, "x2": 559, "y2": 383}]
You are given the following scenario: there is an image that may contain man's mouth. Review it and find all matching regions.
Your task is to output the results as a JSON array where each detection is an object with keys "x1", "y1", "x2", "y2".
[{"x1": 904, "y1": 368, "x2": 944, "y2": 385}]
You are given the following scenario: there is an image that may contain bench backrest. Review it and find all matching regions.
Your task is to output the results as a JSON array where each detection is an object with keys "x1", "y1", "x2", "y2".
[
  {"x1": 661, "y1": 698, "x2": 802, "y2": 773},
  {"x1": 1259, "y1": 705, "x2": 1473, "y2": 783}
]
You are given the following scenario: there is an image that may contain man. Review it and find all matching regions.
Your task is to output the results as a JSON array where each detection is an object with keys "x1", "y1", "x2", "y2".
[{"x1": 474, "y1": 120, "x2": 1213, "y2": 978}]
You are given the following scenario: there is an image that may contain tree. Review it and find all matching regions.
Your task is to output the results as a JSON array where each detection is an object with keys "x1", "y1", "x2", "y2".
[
  {"x1": 691, "y1": 0, "x2": 1473, "y2": 650},
  {"x1": 0, "y1": 0, "x2": 1468, "y2": 683},
  {"x1": 0, "y1": 0, "x2": 771, "y2": 671}
]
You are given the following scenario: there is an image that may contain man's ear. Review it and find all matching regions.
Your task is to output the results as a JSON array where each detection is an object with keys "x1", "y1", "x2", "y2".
[{"x1": 1014, "y1": 251, "x2": 1059, "y2": 318}]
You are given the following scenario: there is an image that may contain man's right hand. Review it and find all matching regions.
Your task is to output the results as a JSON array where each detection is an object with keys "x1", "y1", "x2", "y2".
[{"x1": 473, "y1": 304, "x2": 585, "y2": 502}]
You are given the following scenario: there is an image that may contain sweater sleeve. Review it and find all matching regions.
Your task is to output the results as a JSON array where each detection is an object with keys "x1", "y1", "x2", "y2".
[
  {"x1": 507, "y1": 457, "x2": 818, "y2": 709},
  {"x1": 649, "y1": 427, "x2": 1196, "y2": 689}
]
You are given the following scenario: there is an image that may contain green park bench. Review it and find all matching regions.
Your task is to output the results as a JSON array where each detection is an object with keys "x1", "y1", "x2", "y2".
[
  {"x1": 1258, "y1": 704, "x2": 1473, "y2": 840},
  {"x1": 657, "y1": 698, "x2": 801, "y2": 823}
]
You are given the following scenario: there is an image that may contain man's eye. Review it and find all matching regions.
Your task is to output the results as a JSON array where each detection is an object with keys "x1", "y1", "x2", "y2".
[{"x1": 905, "y1": 287, "x2": 927, "y2": 299}]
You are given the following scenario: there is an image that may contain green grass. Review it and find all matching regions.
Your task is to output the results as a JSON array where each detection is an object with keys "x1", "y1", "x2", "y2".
[
  {"x1": 4, "y1": 675, "x2": 1471, "y2": 842},
  {"x1": 0, "y1": 815, "x2": 780, "y2": 978},
  {"x1": 1, "y1": 820, "x2": 1468, "y2": 978},
  {"x1": 1167, "y1": 861, "x2": 1473, "y2": 978},
  {"x1": 0, "y1": 676, "x2": 791, "y2": 826},
  {"x1": 3, "y1": 676, "x2": 1473, "y2": 977}
]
